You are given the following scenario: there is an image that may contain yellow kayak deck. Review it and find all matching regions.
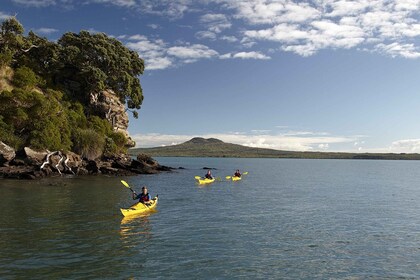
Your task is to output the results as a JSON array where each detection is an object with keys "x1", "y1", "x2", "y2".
[
  {"x1": 197, "y1": 178, "x2": 215, "y2": 185},
  {"x1": 232, "y1": 176, "x2": 242, "y2": 181},
  {"x1": 120, "y1": 196, "x2": 158, "y2": 217}
]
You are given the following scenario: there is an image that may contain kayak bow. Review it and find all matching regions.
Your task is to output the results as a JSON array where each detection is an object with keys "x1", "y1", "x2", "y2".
[{"x1": 120, "y1": 196, "x2": 158, "y2": 217}]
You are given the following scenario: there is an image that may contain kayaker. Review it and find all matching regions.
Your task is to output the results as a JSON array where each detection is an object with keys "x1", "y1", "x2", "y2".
[
  {"x1": 133, "y1": 186, "x2": 151, "y2": 205},
  {"x1": 234, "y1": 170, "x2": 241, "y2": 177},
  {"x1": 204, "y1": 170, "x2": 214, "y2": 179}
]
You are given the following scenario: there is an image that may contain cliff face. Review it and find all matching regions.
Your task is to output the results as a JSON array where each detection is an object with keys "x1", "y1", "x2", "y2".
[{"x1": 89, "y1": 90, "x2": 135, "y2": 147}]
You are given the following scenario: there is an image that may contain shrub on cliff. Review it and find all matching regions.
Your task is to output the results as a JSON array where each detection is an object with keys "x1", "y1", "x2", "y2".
[
  {"x1": 72, "y1": 128, "x2": 105, "y2": 160},
  {"x1": 12, "y1": 66, "x2": 41, "y2": 89}
]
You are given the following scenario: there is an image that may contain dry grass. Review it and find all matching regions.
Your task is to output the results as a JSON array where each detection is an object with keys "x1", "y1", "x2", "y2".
[{"x1": 0, "y1": 66, "x2": 14, "y2": 92}]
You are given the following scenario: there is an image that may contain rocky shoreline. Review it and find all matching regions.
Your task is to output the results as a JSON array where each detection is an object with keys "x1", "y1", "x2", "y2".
[{"x1": 0, "y1": 141, "x2": 172, "y2": 180}]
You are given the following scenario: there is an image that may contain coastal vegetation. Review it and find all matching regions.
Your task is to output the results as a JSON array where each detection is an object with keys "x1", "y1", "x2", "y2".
[{"x1": 0, "y1": 17, "x2": 143, "y2": 157}]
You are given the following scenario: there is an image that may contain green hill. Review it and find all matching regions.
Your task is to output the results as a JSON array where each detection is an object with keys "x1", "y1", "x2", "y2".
[{"x1": 130, "y1": 137, "x2": 420, "y2": 160}]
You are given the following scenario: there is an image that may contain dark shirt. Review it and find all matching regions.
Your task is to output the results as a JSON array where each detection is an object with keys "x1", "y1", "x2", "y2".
[{"x1": 134, "y1": 192, "x2": 151, "y2": 203}]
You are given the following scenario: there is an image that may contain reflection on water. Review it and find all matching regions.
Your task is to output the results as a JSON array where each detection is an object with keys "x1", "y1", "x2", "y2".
[{"x1": 120, "y1": 212, "x2": 157, "y2": 247}]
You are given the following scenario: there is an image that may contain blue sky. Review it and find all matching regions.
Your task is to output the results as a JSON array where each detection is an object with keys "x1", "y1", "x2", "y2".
[{"x1": 2, "y1": 0, "x2": 420, "y2": 152}]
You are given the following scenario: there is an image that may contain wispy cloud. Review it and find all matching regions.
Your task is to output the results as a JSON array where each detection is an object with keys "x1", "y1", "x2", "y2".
[
  {"x1": 234, "y1": 0, "x2": 420, "y2": 58},
  {"x1": 389, "y1": 139, "x2": 420, "y2": 153},
  {"x1": 12, "y1": 0, "x2": 420, "y2": 60},
  {"x1": 200, "y1": 13, "x2": 231, "y2": 33},
  {"x1": 221, "y1": 51, "x2": 271, "y2": 60},
  {"x1": 0, "y1": 11, "x2": 12, "y2": 20},
  {"x1": 89, "y1": 0, "x2": 136, "y2": 7},
  {"x1": 33, "y1": 27, "x2": 58, "y2": 34},
  {"x1": 126, "y1": 35, "x2": 219, "y2": 70},
  {"x1": 12, "y1": 0, "x2": 56, "y2": 7}
]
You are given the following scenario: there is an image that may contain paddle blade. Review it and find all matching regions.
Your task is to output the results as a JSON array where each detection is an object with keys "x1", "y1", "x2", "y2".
[
  {"x1": 243, "y1": 172, "x2": 248, "y2": 175},
  {"x1": 121, "y1": 180, "x2": 130, "y2": 188},
  {"x1": 225, "y1": 176, "x2": 231, "y2": 180},
  {"x1": 194, "y1": 176, "x2": 201, "y2": 180}
]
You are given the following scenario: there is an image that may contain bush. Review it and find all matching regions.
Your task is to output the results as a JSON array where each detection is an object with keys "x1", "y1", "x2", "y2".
[
  {"x1": 0, "y1": 50, "x2": 13, "y2": 67},
  {"x1": 72, "y1": 128, "x2": 105, "y2": 160},
  {"x1": 103, "y1": 136, "x2": 118, "y2": 157},
  {"x1": 12, "y1": 66, "x2": 39, "y2": 89},
  {"x1": 88, "y1": 115, "x2": 112, "y2": 136},
  {"x1": 108, "y1": 131, "x2": 127, "y2": 154}
]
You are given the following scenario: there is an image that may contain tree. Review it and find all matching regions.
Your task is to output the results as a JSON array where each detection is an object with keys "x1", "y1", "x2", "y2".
[{"x1": 56, "y1": 31, "x2": 144, "y2": 117}]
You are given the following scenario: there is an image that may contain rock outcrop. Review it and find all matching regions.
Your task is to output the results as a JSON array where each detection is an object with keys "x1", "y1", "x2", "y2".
[
  {"x1": 89, "y1": 89, "x2": 135, "y2": 147},
  {"x1": 0, "y1": 148, "x2": 172, "y2": 180},
  {"x1": 0, "y1": 141, "x2": 15, "y2": 164}
]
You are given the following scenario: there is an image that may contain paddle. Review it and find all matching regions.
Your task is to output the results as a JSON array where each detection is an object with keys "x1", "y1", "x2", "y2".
[
  {"x1": 121, "y1": 180, "x2": 135, "y2": 193},
  {"x1": 194, "y1": 176, "x2": 202, "y2": 180}
]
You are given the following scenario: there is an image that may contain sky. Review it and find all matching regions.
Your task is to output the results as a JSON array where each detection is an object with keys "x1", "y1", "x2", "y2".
[{"x1": 2, "y1": 0, "x2": 420, "y2": 153}]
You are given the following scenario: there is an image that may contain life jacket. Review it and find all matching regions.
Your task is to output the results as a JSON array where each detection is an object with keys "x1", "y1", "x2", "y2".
[
  {"x1": 205, "y1": 174, "x2": 212, "y2": 179},
  {"x1": 139, "y1": 193, "x2": 150, "y2": 202},
  {"x1": 234, "y1": 172, "x2": 241, "y2": 177}
]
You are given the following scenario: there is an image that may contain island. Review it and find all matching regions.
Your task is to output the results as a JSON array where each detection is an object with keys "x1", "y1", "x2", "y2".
[{"x1": 130, "y1": 137, "x2": 420, "y2": 160}]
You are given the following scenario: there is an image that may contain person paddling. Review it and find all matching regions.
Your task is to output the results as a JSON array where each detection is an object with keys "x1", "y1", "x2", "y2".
[
  {"x1": 204, "y1": 170, "x2": 214, "y2": 179},
  {"x1": 234, "y1": 170, "x2": 241, "y2": 177},
  {"x1": 133, "y1": 186, "x2": 152, "y2": 205}
]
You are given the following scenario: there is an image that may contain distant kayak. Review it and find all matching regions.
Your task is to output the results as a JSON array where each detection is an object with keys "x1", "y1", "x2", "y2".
[
  {"x1": 231, "y1": 176, "x2": 241, "y2": 181},
  {"x1": 197, "y1": 177, "x2": 215, "y2": 185},
  {"x1": 120, "y1": 196, "x2": 158, "y2": 217}
]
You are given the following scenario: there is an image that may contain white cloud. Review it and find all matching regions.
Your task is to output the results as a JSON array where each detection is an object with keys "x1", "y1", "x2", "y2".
[
  {"x1": 126, "y1": 35, "x2": 218, "y2": 70},
  {"x1": 195, "y1": 30, "x2": 217, "y2": 40},
  {"x1": 0, "y1": 11, "x2": 12, "y2": 20},
  {"x1": 221, "y1": 51, "x2": 271, "y2": 60},
  {"x1": 200, "y1": 13, "x2": 231, "y2": 33},
  {"x1": 90, "y1": 0, "x2": 136, "y2": 7},
  {"x1": 167, "y1": 44, "x2": 219, "y2": 59},
  {"x1": 220, "y1": 35, "x2": 238, "y2": 43},
  {"x1": 389, "y1": 139, "x2": 420, "y2": 153},
  {"x1": 12, "y1": 0, "x2": 55, "y2": 7},
  {"x1": 14, "y1": 0, "x2": 420, "y2": 60},
  {"x1": 131, "y1": 130, "x2": 358, "y2": 151},
  {"x1": 375, "y1": 42, "x2": 420, "y2": 58},
  {"x1": 234, "y1": 0, "x2": 420, "y2": 58},
  {"x1": 148, "y1": 23, "x2": 160, "y2": 29},
  {"x1": 33, "y1": 27, "x2": 59, "y2": 34}
]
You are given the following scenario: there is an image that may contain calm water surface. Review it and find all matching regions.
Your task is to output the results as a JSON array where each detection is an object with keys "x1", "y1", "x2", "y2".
[{"x1": 0, "y1": 158, "x2": 419, "y2": 279}]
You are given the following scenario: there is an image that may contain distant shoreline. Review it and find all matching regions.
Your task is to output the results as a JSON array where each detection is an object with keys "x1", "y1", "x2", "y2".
[{"x1": 130, "y1": 137, "x2": 420, "y2": 161}]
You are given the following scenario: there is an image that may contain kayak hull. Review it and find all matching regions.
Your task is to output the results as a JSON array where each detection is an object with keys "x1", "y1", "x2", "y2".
[
  {"x1": 197, "y1": 178, "x2": 215, "y2": 185},
  {"x1": 232, "y1": 176, "x2": 241, "y2": 181},
  {"x1": 120, "y1": 196, "x2": 158, "y2": 217}
]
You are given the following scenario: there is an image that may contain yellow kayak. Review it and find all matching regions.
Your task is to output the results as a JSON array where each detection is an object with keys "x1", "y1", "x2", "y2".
[
  {"x1": 197, "y1": 178, "x2": 215, "y2": 185},
  {"x1": 120, "y1": 196, "x2": 158, "y2": 217},
  {"x1": 232, "y1": 176, "x2": 242, "y2": 181}
]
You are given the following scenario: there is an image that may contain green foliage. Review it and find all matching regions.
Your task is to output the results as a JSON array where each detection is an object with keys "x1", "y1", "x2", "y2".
[
  {"x1": 103, "y1": 137, "x2": 118, "y2": 157},
  {"x1": 57, "y1": 31, "x2": 144, "y2": 114},
  {"x1": 0, "y1": 17, "x2": 25, "y2": 55},
  {"x1": 0, "y1": 18, "x2": 138, "y2": 156},
  {"x1": 72, "y1": 128, "x2": 105, "y2": 160},
  {"x1": 88, "y1": 115, "x2": 112, "y2": 136},
  {"x1": 0, "y1": 87, "x2": 71, "y2": 151},
  {"x1": 0, "y1": 49, "x2": 13, "y2": 67},
  {"x1": 0, "y1": 115, "x2": 23, "y2": 149},
  {"x1": 12, "y1": 66, "x2": 40, "y2": 89},
  {"x1": 108, "y1": 131, "x2": 127, "y2": 154}
]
